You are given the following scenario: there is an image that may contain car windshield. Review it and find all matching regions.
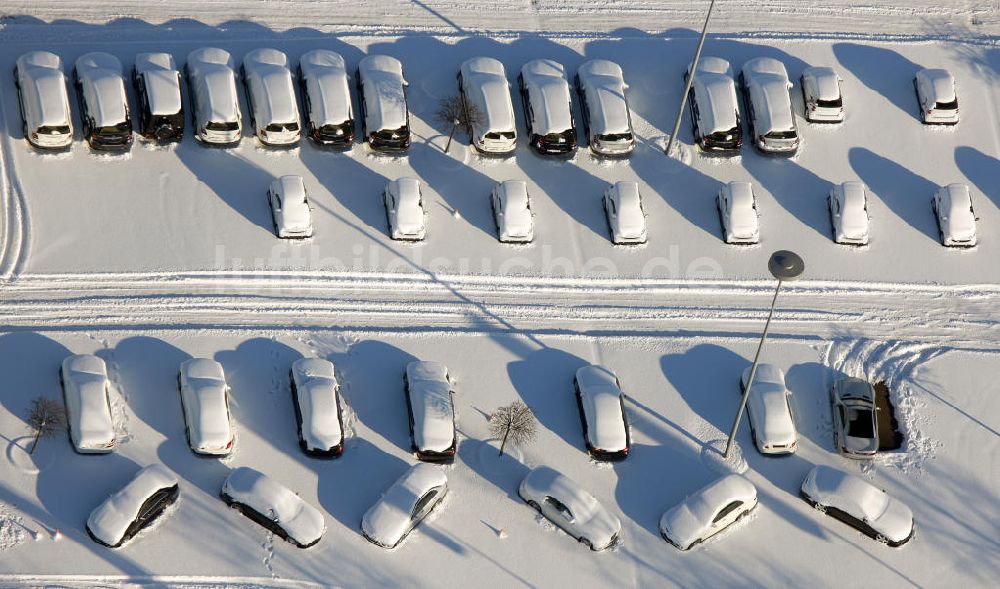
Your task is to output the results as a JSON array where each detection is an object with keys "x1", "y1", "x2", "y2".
[
  {"x1": 846, "y1": 407, "x2": 875, "y2": 438},
  {"x1": 935, "y1": 99, "x2": 958, "y2": 110},
  {"x1": 817, "y1": 97, "x2": 843, "y2": 108},
  {"x1": 764, "y1": 130, "x2": 798, "y2": 140},
  {"x1": 599, "y1": 132, "x2": 633, "y2": 143},
  {"x1": 39, "y1": 125, "x2": 71, "y2": 135},
  {"x1": 206, "y1": 121, "x2": 239, "y2": 132}
]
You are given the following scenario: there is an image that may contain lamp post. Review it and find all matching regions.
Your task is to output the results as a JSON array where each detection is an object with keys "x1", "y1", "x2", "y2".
[
  {"x1": 664, "y1": 0, "x2": 717, "y2": 159},
  {"x1": 724, "y1": 250, "x2": 804, "y2": 458}
]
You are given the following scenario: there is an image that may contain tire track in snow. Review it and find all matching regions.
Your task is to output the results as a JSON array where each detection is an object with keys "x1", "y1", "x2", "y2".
[{"x1": 0, "y1": 96, "x2": 30, "y2": 281}]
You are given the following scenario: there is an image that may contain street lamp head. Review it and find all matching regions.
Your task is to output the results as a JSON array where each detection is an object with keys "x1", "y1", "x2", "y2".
[{"x1": 768, "y1": 250, "x2": 804, "y2": 282}]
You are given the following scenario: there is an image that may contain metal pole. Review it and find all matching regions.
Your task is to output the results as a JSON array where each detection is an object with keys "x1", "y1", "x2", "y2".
[
  {"x1": 664, "y1": 0, "x2": 716, "y2": 158},
  {"x1": 724, "y1": 278, "x2": 782, "y2": 458}
]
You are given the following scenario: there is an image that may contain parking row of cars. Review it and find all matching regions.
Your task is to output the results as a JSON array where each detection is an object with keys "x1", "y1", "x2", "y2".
[{"x1": 14, "y1": 49, "x2": 960, "y2": 154}]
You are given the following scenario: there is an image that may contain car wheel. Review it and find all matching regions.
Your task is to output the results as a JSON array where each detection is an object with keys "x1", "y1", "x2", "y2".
[
  {"x1": 527, "y1": 500, "x2": 541, "y2": 513},
  {"x1": 875, "y1": 534, "x2": 888, "y2": 544},
  {"x1": 579, "y1": 537, "x2": 594, "y2": 550}
]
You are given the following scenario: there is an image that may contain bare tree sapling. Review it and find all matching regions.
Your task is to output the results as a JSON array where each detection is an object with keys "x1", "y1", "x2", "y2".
[
  {"x1": 435, "y1": 95, "x2": 484, "y2": 153},
  {"x1": 25, "y1": 397, "x2": 66, "y2": 455},
  {"x1": 489, "y1": 400, "x2": 537, "y2": 458}
]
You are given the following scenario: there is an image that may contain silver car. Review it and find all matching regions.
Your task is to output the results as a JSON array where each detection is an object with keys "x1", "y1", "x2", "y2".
[{"x1": 831, "y1": 377, "x2": 878, "y2": 459}]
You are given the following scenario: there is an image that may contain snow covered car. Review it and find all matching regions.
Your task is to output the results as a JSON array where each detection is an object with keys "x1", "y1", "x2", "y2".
[
  {"x1": 519, "y1": 466, "x2": 621, "y2": 551},
  {"x1": 221, "y1": 467, "x2": 325, "y2": 548},
  {"x1": 362, "y1": 463, "x2": 448, "y2": 548},
  {"x1": 491, "y1": 180, "x2": 534, "y2": 243},
  {"x1": 268, "y1": 175, "x2": 313, "y2": 239},
  {"x1": 685, "y1": 56, "x2": 742, "y2": 153},
  {"x1": 575, "y1": 60, "x2": 635, "y2": 157},
  {"x1": 800, "y1": 67, "x2": 844, "y2": 123},
  {"x1": 659, "y1": 474, "x2": 758, "y2": 550},
  {"x1": 186, "y1": 47, "x2": 242, "y2": 145},
  {"x1": 132, "y1": 52, "x2": 184, "y2": 142},
  {"x1": 739, "y1": 364, "x2": 797, "y2": 455},
  {"x1": 178, "y1": 358, "x2": 234, "y2": 456},
  {"x1": 459, "y1": 57, "x2": 517, "y2": 155},
  {"x1": 574, "y1": 364, "x2": 630, "y2": 461},
  {"x1": 86, "y1": 464, "x2": 179, "y2": 548},
  {"x1": 933, "y1": 183, "x2": 977, "y2": 247},
  {"x1": 384, "y1": 177, "x2": 426, "y2": 241},
  {"x1": 830, "y1": 376, "x2": 878, "y2": 459},
  {"x1": 915, "y1": 68, "x2": 958, "y2": 125},
  {"x1": 242, "y1": 48, "x2": 300, "y2": 146},
  {"x1": 603, "y1": 181, "x2": 647, "y2": 245},
  {"x1": 290, "y1": 358, "x2": 345, "y2": 458},
  {"x1": 717, "y1": 181, "x2": 760, "y2": 244},
  {"x1": 60, "y1": 354, "x2": 116, "y2": 454},
  {"x1": 519, "y1": 59, "x2": 577, "y2": 155},
  {"x1": 740, "y1": 57, "x2": 799, "y2": 155},
  {"x1": 404, "y1": 361, "x2": 456, "y2": 462},
  {"x1": 298, "y1": 49, "x2": 354, "y2": 147},
  {"x1": 357, "y1": 55, "x2": 410, "y2": 153},
  {"x1": 800, "y1": 465, "x2": 913, "y2": 547},
  {"x1": 829, "y1": 181, "x2": 870, "y2": 245},
  {"x1": 13, "y1": 51, "x2": 74, "y2": 150},
  {"x1": 74, "y1": 52, "x2": 133, "y2": 151}
]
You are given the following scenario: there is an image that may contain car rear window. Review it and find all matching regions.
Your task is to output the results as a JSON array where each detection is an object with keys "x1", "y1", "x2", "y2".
[
  {"x1": 599, "y1": 132, "x2": 633, "y2": 143},
  {"x1": 817, "y1": 97, "x2": 843, "y2": 108},
  {"x1": 39, "y1": 125, "x2": 71, "y2": 135},
  {"x1": 935, "y1": 99, "x2": 958, "y2": 110},
  {"x1": 764, "y1": 130, "x2": 798, "y2": 140},
  {"x1": 377, "y1": 125, "x2": 408, "y2": 140},
  {"x1": 206, "y1": 120, "x2": 239, "y2": 132},
  {"x1": 152, "y1": 113, "x2": 183, "y2": 129},
  {"x1": 319, "y1": 121, "x2": 352, "y2": 137},
  {"x1": 266, "y1": 122, "x2": 299, "y2": 133},
  {"x1": 708, "y1": 126, "x2": 740, "y2": 141},
  {"x1": 97, "y1": 122, "x2": 130, "y2": 136}
]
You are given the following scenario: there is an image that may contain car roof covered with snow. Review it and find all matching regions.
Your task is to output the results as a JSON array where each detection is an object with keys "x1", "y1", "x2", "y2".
[
  {"x1": 362, "y1": 463, "x2": 448, "y2": 547},
  {"x1": 62, "y1": 354, "x2": 115, "y2": 448},
  {"x1": 135, "y1": 52, "x2": 182, "y2": 116},
  {"x1": 802, "y1": 66, "x2": 841, "y2": 100},
  {"x1": 243, "y1": 48, "x2": 298, "y2": 125},
  {"x1": 521, "y1": 59, "x2": 573, "y2": 135},
  {"x1": 272, "y1": 175, "x2": 311, "y2": 229},
  {"x1": 291, "y1": 358, "x2": 342, "y2": 449},
  {"x1": 17, "y1": 51, "x2": 72, "y2": 128},
  {"x1": 223, "y1": 467, "x2": 325, "y2": 546},
  {"x1": 691, "y1": 57, "x2": 738, "y2": 134},
  {"x1": 743, "y1": 58, "x2": 794, "y2": 133},
  {"x1": 577, "y1": 59, "x2": 631, "y2": 136},
  {"x1": 299, "y1": 49, "x2": 352, "y2": 126},
  {"x1": 723, "y1": 181, "x2": 758, "y2": 235},
  {"x1": 916, "y1": 68, "x2": 956, "y2": 103},
  {"x1": 179, "y1": 358, "x2": 231, "y2": 449},
  {"x1": 87, "y1": 464, "x2": 178, "y2": 546},
  {"x1": 358, "y1": 55, "x2": 407, "y2": 132},
  {"x1": 497, "y1": 180, "x2": 532, "y2": 233},
  {"x1": 576, "y1": 364, "x2": 628, "y2": 452},
  {"x1": 835, "y1": 181, "x2": 869, "y2": 236},
  {"x1": 461, "y1": 57, "x2": 516, "y2": 133},
  {"x1": 75, "y1": 52, "x2": 128, "y2": 127},
  {"x1": 802, "y1": 465, "x2": 912, "y2": 543},
  {"x1": 660, "y1": 474, "x2": 757, "y2": 548},
  {"x1": 406, "y1": 360, "x2": 454, "y2": 452},
  {"x1": 939, "y1": 183, "x2": 975, "y2": 233},
  {"x1": 187, "y1": 47, "x2": 240, "y2": 124},
  {"x1": 388, "y1": 177, "x2": 424, "y2": 235},
  {"x1": 741, "y1": 364, "x2": 795, "y2": 445},
  {"x1": 606, "y1": 181, "x2": 646, "y2": 240},
  {"x1": 520, "y1": 466, "x2": 620, "y2": 538}
]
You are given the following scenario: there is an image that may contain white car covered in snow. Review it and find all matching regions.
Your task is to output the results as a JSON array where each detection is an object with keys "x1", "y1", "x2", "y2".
[
  {"x1": 132, "y1": 52, "x2": 184, "y2": 143},
  {"x1": 717, "y1": 181, "x2": 760, "y2": 244},
  {"x1": 491, "y1": 180, "x2": 534, "y2": 243},
  {"x1": 290, "y1": 358, "x2": 345, "y2": 458},
  {"x1": 915, "y1": 68, "x2": 958, "y2": 125},
  {"x1": 14, "y1": 51, "x2": 74, "y2": 150},
  {"x1": 603, "y1": 181, "x2": 647, "y2": 245},
  {"x1": 519, "y1": 466, "x2": 621, "y2": 551},
  {"x1": 740, "y1": 57, "x2": 799, "y2": 155},
  {"x1": 268, "y1": 175, "x2": 313, "y2": 239},
  {"x1": 74, "y1": 52, "x2": 133, "y2": 151},
  {"x1": 801, "y1": 465, "x2": 913, "y2": 547},
  {"x1": 60, "y1": 354, "x2": 116, "y2": 454},
  {"x1": 574, "y1": 364, "x2": 630, "y2": 461},
  {"x1": 575, "y1": 60, "x2": 635, "y2": 157},
  {"x1": 384, "y1": 177, "x2": 426, "y2": 241},
  {"x1": 519, "y1": 59, "x2": 577, "y2": 155},
  {"x1": 831, "y1": 376, "x2": 878, "y2": 459},
  {"x1": 685, "y1": 56, "x2": 742, "y2": 153},
  {"x1": 800, "y1": 66, "x2": 844, "y2": 123},
  {"x1": 221, "y1": 467, "x2": 325, "y2": 548},
  {"x1": 87, "y1": 464, "x2": 179, "y2": 548},
  {"x1": 298, "y1": 49, "x2": 354, "y2": 147},
  {"x1": 242, "y1": 48, "x2": 300, "y2": 146},
  {"x1": 740, "y1": 364, "x2": 797, "y2": 455},
  {"x1": 404, "y1": 361, "x2": 456, "y2": 462},
  {"x1": 178, "y1": 358, "x2": 234, "y2": 456},
  {"x1": 829, "y1": 181, "x2": 870, "y2": 245},
  {"x1": 659, "y1": 474, "x2": 758, "y2": 550},
  {"x1": 186, "y1": 47, "x2": 243, "y2": 145},
  {"x1": 933, "y1": 183, "x2": 977, "y2": 247},
  {"x1": 459, "y1": 57, "x2": 517, "y2": 155},
  {"x1": 362, "y1": 463, "x2": 448, "y2": 548},
  {"x1": 357, "y1": 55, "x2": 410, "y2": 153}
]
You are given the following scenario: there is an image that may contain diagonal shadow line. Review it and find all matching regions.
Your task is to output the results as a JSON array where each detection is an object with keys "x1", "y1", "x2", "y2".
[{"x1": 909, "y1": 379, "x2": 1000, "y2": 438}]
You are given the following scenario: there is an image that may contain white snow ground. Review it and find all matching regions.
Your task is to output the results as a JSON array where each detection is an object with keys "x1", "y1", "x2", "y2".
[{"x1": 0, "y1": 2, "x2": 999, "y2": 588}]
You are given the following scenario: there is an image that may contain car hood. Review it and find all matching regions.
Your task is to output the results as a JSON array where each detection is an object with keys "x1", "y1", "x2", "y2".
[
  {"x1": 844, "y1": 434, "x2": 878, "y2": 454},
  {"x1": 281, "y1": 198, "x2": 312, "y2": 231},
  {"x1": 502, "y1": 203, "x2": 533, "y2": 236},
  {"x1": 840, "y1": 207, "x2": 869, "y2": 239},
  {"x1": 615, "y1": 206, "x2": 646, "y2": 239}
]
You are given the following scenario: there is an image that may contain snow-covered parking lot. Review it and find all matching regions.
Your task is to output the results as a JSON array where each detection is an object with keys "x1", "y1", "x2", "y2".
[{"x1": 0, "y1": 6, "x2": 1000, "y2": 588}]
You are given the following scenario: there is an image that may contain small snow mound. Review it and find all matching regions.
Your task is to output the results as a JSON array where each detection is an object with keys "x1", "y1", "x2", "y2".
[
  {"x1": 0, "y1": 505, "x2": 28, "y2": 552},
  {"x1": 92, "y1": 150, "x2": 132, "y2": 162},
  {"x1": 700, "y1": 439, "x2": 748, "y2": 475}
]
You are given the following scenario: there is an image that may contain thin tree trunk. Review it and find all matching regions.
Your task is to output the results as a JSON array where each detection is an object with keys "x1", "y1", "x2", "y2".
[
  {"x1": 444, "y1": 123, "x2": 457, "y2": 153},
  {"x1": 498, "y1": 425, "x2": 511, "y2": 457},
  {"x1": 29, "y1": 425, "x2": 42, "y2": 455}
]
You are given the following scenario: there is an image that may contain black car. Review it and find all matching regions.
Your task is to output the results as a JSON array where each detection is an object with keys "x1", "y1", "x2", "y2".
[
  {"x1": 133, "y1": 53, "x2": 184, "y2": 143},
  {"x1": 519, "y1": 59, "x2": 578, "y2": 156},
  {"x1": 357, "y1": 55, "x2": 411, "y2": 154},
  {"x1": 74, "y1": 52, "x2": 133, "y2": 152},
  {"x1": 86, "y1": 465, "x2": 179, "y2": 548}
]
